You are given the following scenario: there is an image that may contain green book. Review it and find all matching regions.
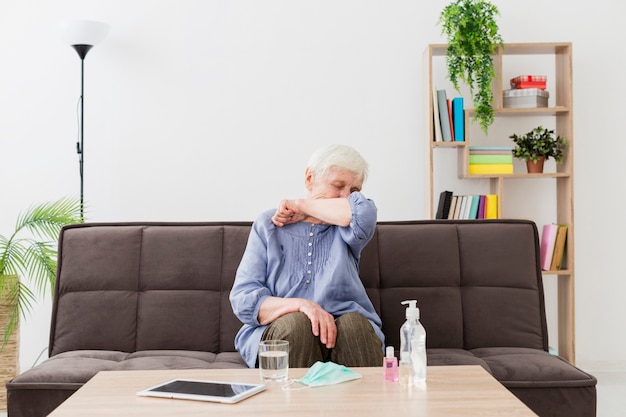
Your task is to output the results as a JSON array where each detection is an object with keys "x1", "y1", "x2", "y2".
[{"x1": 469, "y1": 154, "x2": 513, "y2": 164}]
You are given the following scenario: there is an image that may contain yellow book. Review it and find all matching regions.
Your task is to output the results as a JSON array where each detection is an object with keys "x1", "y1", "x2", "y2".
[
  {"x1": 468, "y1": 164, "x2": 513, "y2": 175},
  {"x1": 549, "y1": 225, "x2": 568, "y2": 270},
  {"x1": 485, "y1": 194, "x2": 498, "y2": 219}
]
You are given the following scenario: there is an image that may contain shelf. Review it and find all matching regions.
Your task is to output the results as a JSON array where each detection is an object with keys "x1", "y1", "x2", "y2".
[
  {"x1": 542, "y1": 270, "x2": 572, "y2": 276},
  {"x1": 461, "y1": 173, "x2": 571, "y2": 179},
  {"x1": 473, "y1": 107, "x2": 570, "y2": 117},
  {"x1": 427, "y1": 42, "x2": 573, "y2": 57},
  {"x1": 432, "y1": 142, "x2": 465, "y2": 148}
]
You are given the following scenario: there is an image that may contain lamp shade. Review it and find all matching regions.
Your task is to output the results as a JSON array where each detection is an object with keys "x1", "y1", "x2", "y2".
[{"x1": 61, "y1": 20, "x2": 110, "y2": 46}]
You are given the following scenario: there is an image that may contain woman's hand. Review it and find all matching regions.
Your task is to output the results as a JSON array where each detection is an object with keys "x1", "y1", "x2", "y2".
[
  {"x1": 272, "y1": 199, "x2": 319, "y2": 227},
  {"x1": 298, "y1": 299, "x2": 337, "y2": 348},
  {"x1": 258, "y1": 297, "x2": 337, "y2": 348},
  {"x1": 271, "y1": 200, "x2": 300, "y2": 227}
]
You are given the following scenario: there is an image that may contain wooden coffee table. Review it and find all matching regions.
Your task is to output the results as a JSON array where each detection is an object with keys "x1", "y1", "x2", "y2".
[{"x1": 47, "y1": 365, "x2": 537, "y2": 416}]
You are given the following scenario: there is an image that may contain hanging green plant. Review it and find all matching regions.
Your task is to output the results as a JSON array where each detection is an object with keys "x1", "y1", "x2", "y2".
[{"x1": 438, "y1": 0, "x2": 504, "y2": 134}]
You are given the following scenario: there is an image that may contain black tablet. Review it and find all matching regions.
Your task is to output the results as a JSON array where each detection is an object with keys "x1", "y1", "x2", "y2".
[{"x1": 136, "y1": 378, "x2": 266, "y2": 404}]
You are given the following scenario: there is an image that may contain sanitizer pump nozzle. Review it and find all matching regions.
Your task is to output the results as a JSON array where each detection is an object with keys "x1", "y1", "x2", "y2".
[{"x1": 401, "y1": 299, "x2": 419, "y2": 320}]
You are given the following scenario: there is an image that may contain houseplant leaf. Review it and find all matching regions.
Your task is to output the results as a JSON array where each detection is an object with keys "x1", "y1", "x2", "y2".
[
  {"x1": 510, "y1": 126, "x2": 567, "y2": 164},
  {"x1": 0, "y1": 197, "x2": 82, "y2": 346},
  {"x1": 438, "y1": 0, "x2": 504, "y2": 133}
]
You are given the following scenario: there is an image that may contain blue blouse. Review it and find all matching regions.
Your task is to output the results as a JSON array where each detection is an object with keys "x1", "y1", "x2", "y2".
[{"x1": 229, "y1": 192, "x2": 384, "y2": 368}]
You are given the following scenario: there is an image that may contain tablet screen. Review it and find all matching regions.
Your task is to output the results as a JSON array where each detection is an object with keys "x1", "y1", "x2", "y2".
[{"x1": 137, "y1": 378, "x2": 266, "y2": 404}]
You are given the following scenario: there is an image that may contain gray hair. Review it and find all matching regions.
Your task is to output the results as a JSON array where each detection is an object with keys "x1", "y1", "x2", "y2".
[{"x1": 307, "y1": 144, "x2": 369, "y2": 182}]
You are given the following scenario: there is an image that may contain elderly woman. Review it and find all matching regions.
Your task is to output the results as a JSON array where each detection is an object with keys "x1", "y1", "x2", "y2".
[{"x1": 230, "y1": 144, "x2": 384, "y2": 369}]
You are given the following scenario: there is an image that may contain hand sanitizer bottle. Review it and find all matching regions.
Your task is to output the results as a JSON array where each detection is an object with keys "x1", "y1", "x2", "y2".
[
  {"x1": 383, "y1": 346, "x2": 398, "y2": 382},
  {"x1": 399, "y1": 299, "x2": 427, "y2": 384}
]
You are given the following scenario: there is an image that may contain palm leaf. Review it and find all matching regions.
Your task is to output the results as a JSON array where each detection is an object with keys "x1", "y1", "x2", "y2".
[
  {"x1": 0, "y1": 238, "x2": 28, "y2": 277},
  {"x1": 23, "y1": 241, "x2": 58, "y2": 297},
  {"x1": 0, "y1": 197, "x2": 82, "y2": 348},
  {"x1": 1, "y1": 278, "x2": 37, "y2": 347},
  {"x1": 16, "y1": 198, "x2": 82, "y2": 242}
]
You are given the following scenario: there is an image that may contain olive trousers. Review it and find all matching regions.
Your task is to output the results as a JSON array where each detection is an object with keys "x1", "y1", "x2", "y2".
[{"x1": 261, "y1": 311, "x2": 383, "y2": 368}]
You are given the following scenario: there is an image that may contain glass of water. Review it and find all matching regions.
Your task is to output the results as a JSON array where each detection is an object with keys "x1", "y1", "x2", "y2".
[{"x1": 258, "y1": 340, "x2": 289, "y2": 382}]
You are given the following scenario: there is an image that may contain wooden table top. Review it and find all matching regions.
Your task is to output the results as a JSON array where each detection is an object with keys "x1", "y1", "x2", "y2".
[{"x1": 47, "y1": 365, "x2": 537, "y2": 417}]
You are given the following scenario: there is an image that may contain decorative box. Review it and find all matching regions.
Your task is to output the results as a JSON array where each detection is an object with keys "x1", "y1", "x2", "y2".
[
  {"x1": 503, "y1": 88, "x2": 549, "y2": 108},
  {"x1": 510, "y1": 75, "x2": 547, "y2": 89}
]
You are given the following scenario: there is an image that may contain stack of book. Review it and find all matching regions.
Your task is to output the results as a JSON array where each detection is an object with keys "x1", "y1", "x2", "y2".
[
  {"x1": 468, "y1": 146, "x2": 513, "y2": 175},
  {"x1": 539, "y1": 224, "x2": 568, "y2": 270},
  {"x1": 436, "y1": 190, "x2": 498, "y2": 220},
  {"x1": 432, "y1": 88, "x2": 464, "y2": 142}
]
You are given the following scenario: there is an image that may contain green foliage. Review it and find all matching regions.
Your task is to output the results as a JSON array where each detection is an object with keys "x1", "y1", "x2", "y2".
[
  {"x1": 438, "y1": 0, "x2": 503, "y2": 134},
  {"x1": 510, "y1": 126, "x2": 568, "y2": 163},
  {"x1": 0, "y1": 198, "x2": 82, "y2": 346}
]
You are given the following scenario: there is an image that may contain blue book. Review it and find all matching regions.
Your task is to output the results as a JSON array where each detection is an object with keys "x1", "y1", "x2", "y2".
[
  {"x1": 452, "y1": 97, "x2": 464, "y2": 142},
  {"x1": 468, "y1": 195, "x2": 480, "y2": 219},
  {"x1": 437, "y1": 90, "x2": 453, "y2": 142}
]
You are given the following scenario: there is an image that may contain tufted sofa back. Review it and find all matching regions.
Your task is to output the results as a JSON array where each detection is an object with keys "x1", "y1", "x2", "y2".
[
  {"x1": 49, "y1": 220, "x2": 547, "y2": 357},
  {"x1": 360, "y1": 220, "x2": 547, "y2": 352},
  {"x1": 50, "y1": 223, "x2": 252, "y2": 356}
]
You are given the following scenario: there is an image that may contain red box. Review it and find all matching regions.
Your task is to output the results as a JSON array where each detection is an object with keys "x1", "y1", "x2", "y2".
[{"x1": 510, "y1": 75, "x2": 547, "y2": 90}]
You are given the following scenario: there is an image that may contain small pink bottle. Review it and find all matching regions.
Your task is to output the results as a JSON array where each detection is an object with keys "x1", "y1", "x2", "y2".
[{"x1": 383, "y1": 346, "x2": 399, "y2": 382}]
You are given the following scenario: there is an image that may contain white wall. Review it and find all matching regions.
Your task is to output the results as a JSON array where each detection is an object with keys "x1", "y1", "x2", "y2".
[{"x1": 1, "y1": 0, "x2": 624, "y2": 371}]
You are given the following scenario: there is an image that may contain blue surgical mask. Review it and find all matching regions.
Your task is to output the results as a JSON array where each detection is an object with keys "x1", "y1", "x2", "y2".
[{"x1": 283, "y1": 361, "x2": 362, "y2": 390}]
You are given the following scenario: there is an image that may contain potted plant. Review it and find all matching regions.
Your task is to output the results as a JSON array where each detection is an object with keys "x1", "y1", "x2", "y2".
[
  {"x1": 0, "y1": 197, "x2": 82, "y2": 346},
  {"x1": 438, "y1": 0, "x2": 504, "y2": 134},
  {"x1": 510, "y1": 126, "x2": 568, "y2": 173}
]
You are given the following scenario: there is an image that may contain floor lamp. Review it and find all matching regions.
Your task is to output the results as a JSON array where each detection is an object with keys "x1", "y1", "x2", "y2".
[{"x1": 62, "y1": 20, "x2": 110, "y2": 221}]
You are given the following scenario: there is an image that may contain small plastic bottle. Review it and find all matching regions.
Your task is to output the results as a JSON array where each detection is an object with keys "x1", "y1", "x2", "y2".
[
  {"x1": 383, "y1": 346, "x2": 398, "y2": 382},
  {"x1": 399, "y1": 299, "x2": 427, "y2": 384}
]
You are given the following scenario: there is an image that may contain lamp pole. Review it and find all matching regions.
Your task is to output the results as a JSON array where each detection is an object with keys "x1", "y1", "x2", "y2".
[
  {"x1": 63, "y1": 20, "x2": 109, "y2": 222},
  {"x1": 72, "y1": 45, "x2": 93, "y2": 221}
]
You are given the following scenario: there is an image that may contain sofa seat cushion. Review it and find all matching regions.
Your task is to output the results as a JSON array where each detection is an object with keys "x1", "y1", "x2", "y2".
[
  {"x1": 9, "y1": 350, "x2": 248, "y2": 389},
  {"x1": 427, "y1": 348, "x2": 491, "y2": 371},
  {"x1": 467, "y1": 347, "x2": 597, "y2": 417},
  {"x1": 428, "y1": 347, "x2": 596, "y2": 389},
  {"x1": 470, "y1": 347, "x2": 596, "y2": 388},
  {"x1": 116, "y1": 350, "x2": 248, "y2": 370}
]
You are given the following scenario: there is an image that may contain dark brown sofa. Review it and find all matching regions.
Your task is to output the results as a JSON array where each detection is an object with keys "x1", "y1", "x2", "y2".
[{"x1": 6, "y1": 220, "x2": 596, "y2": 417}]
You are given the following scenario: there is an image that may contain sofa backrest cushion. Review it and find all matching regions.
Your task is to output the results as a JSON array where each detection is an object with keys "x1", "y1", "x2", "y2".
[
  {"x1": 50, "y1": 223, "x2": 251, "y2": 356},
  {"x1": 361, "y1": 220, "x2": 548, "y2": 352},
  {"x1": 49, "y1": 220, "x2": 548, "y2": 357}
]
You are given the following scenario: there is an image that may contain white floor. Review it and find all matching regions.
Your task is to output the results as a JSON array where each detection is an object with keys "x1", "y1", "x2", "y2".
[{"x1": 591, "y1": 367, "x2": 626, "y2": 417}]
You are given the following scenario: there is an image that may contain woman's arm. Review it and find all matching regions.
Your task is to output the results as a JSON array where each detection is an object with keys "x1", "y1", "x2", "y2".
[
  {"x1": 229, "y1": 218, "x2": 273, "y2": 326},
  {"x1": 272, "y1": 198, "x2": 351, "y2": 227}
]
